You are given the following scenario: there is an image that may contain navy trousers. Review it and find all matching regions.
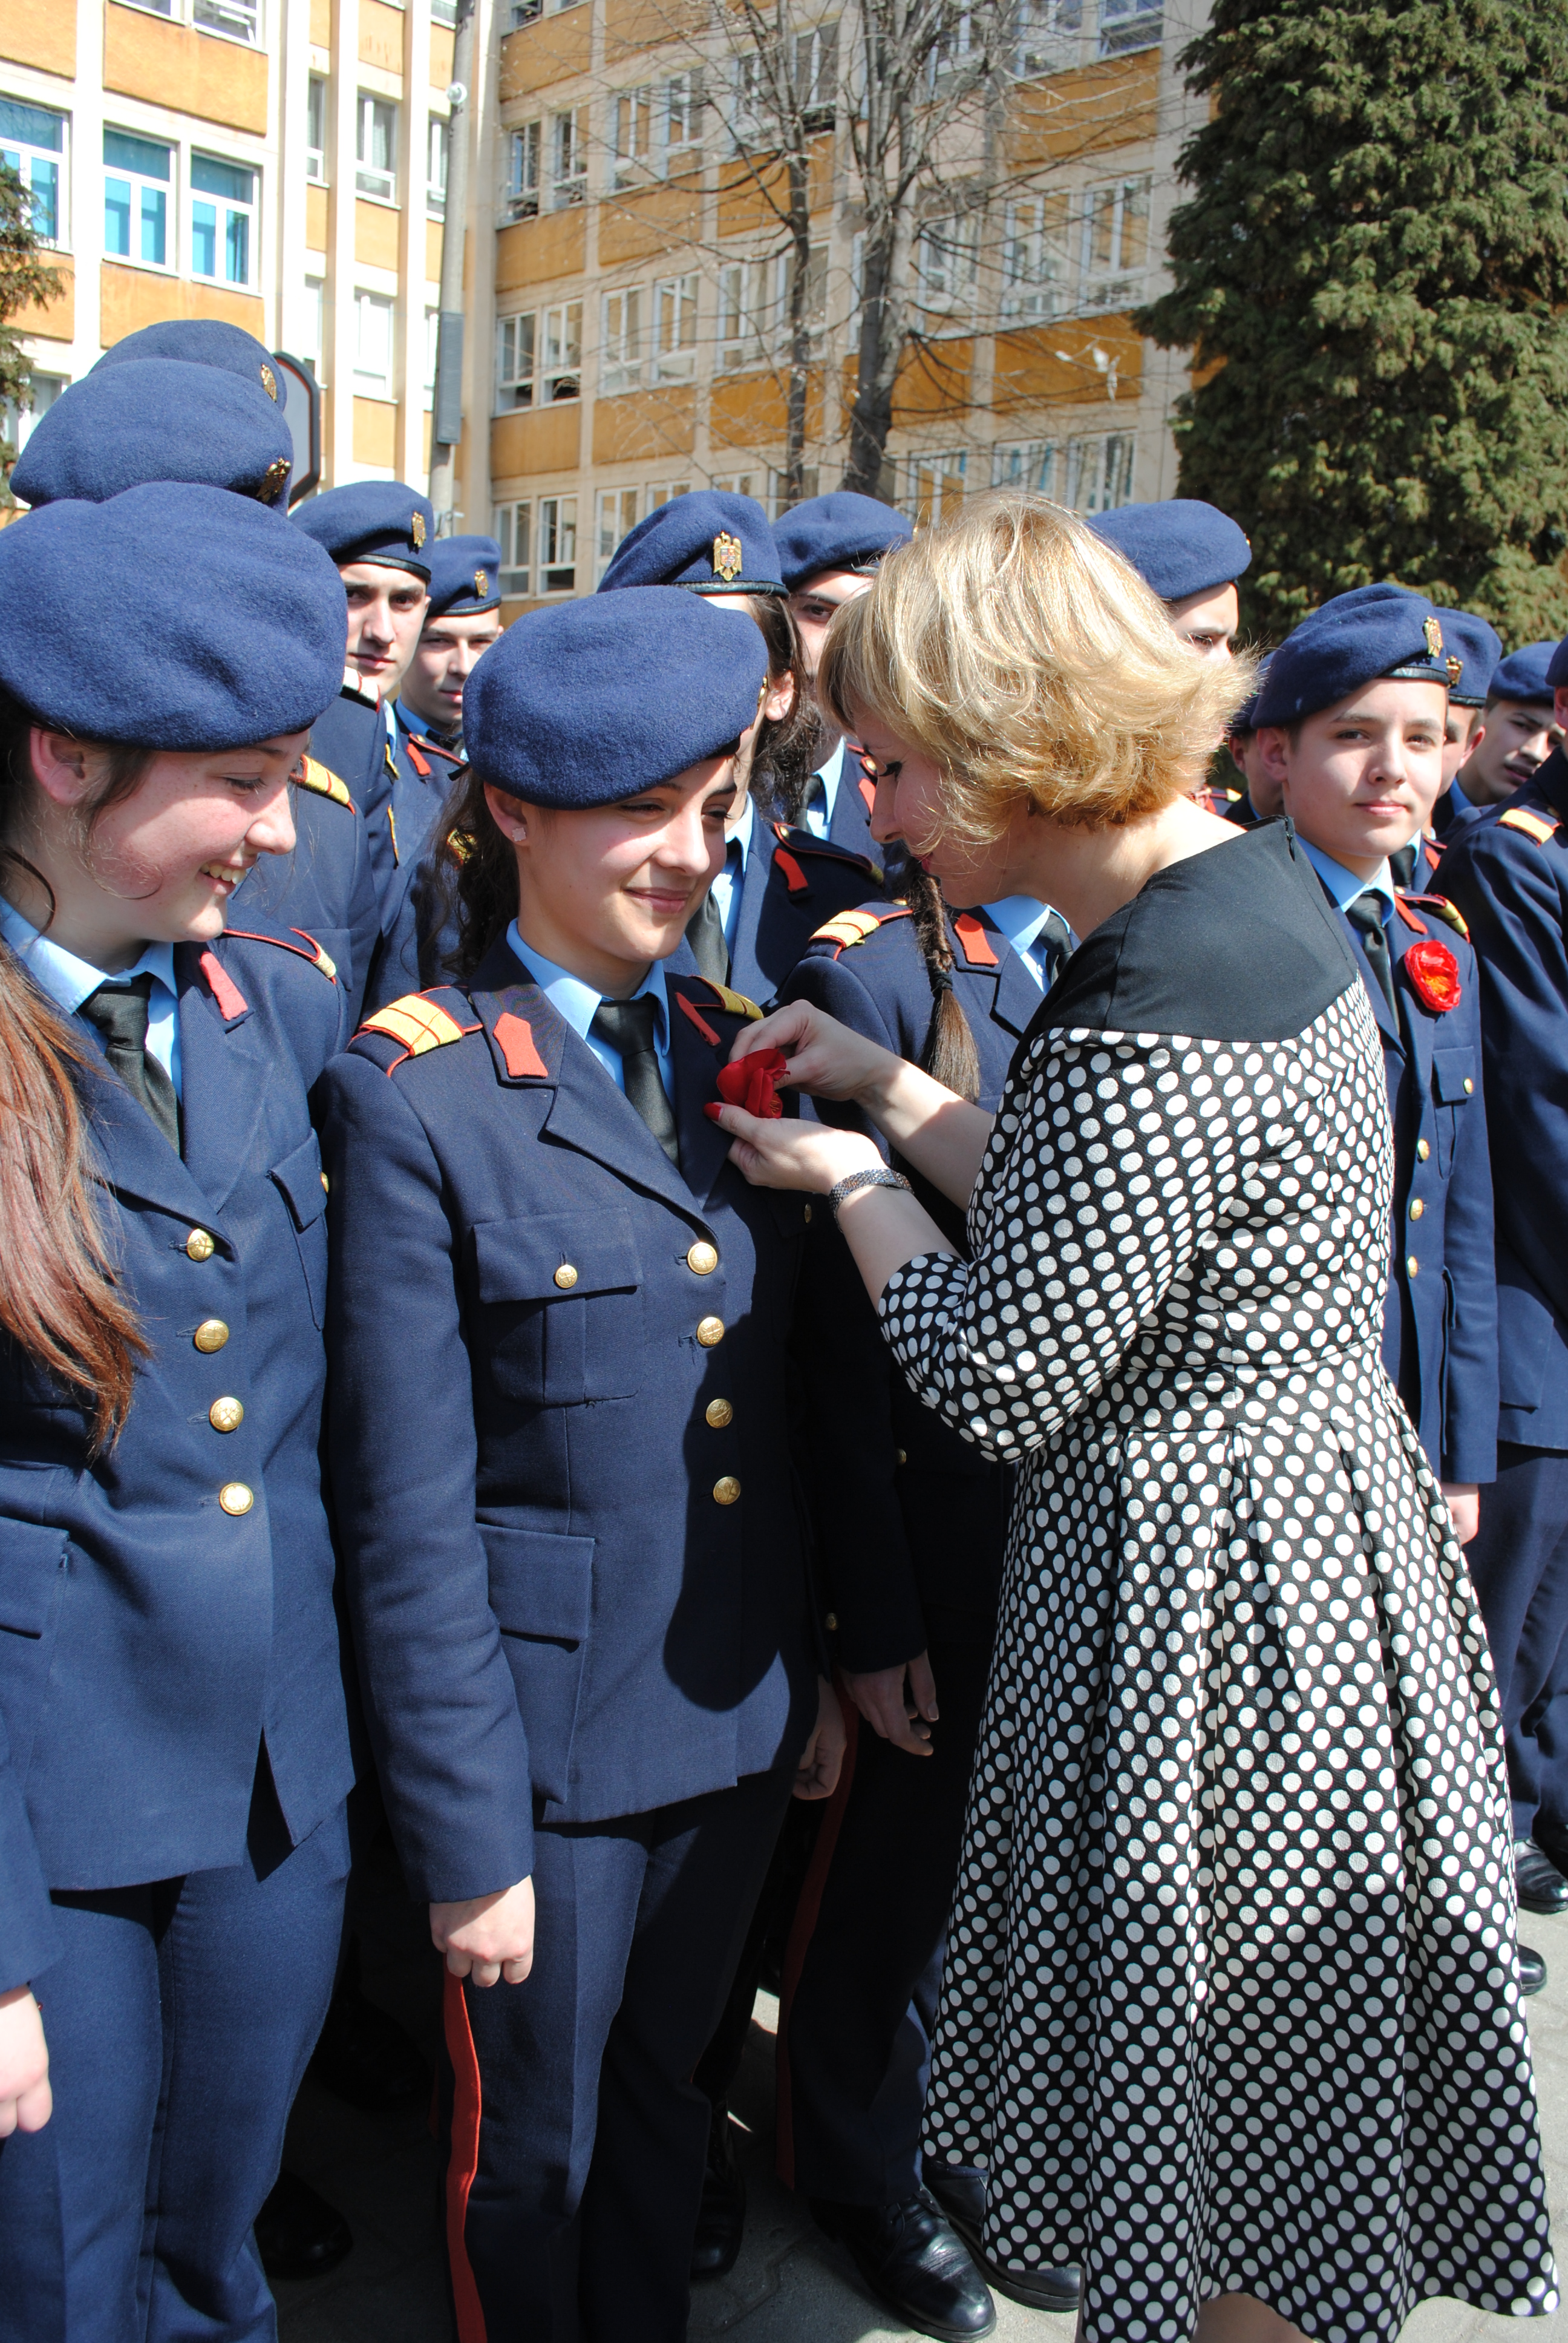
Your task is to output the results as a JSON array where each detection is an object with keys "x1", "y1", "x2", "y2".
[
  {"x1": 777, "y1": 1622, "x2": 993, "y2": 2205},
  {"x1": 442, "y1": 1768, "x2": 794, "y2": 2343},
  {"x1": 1466, "y1": 1445, "x2": 1568, "y2": 1843},
  {"x1": 0, "y1": 1777, "x2": 348, "y2": 2343}
]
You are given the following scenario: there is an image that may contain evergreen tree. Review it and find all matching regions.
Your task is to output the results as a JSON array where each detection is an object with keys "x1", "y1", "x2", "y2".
[
  {"x1": 0, "y1": 164, "x2": 61, "y2": 487},
  {"x1": 1138, "y1": 0, "x2": 1568, "y2": 641}
]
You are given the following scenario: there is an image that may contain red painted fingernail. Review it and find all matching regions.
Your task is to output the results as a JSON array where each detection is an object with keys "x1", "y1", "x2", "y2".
[{"x1": 703, "y1": 1101, "x2": 722, "y2": 1121}]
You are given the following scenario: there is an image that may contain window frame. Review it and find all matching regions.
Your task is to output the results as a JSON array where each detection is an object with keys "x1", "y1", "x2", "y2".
[
  {"x1": 537, "y1": 494, "x2": 577, "y2": 594},
  {"x1": 496, "y1": 499, "x2": 533, "y2": 596},
  {"x1": 306, "y1": 76, "x2": 327, "y2": 183},
  {"x1": 611, "y1": 84, "x2": 653, "y2": 191},
  {"x1": 188, "y1": 149, "x2": 258, "y2": 290},
  {"x1": 0, "y1": 100, "x2": 67, "y2": 250},
  {"x1": 103, "y1": 126, "x2": 175, "y2": 274},
  {"x1": 507, "y1": 120, "x2": 541, "y2": 218},
  {"x1": 1079, "y1": 172, "x2": 1151, "y2": 310},
  {"x1": 355, "y1": 92, "x2": 399, "y2": 205},
  {"x1": 427, "y1": 115, "x2": 449, "y2": 217},
  {"x1": 599, "y1": 284, "x2": 643, "y2": 397},
  {"x1": 549, "y1": 106, "x2": 586, "y2": 208},
  {"x1": 650, "y1": 271, "x2": 698, "y2": 384},
  {"x1": 353, "y1": 286, "x2": 396, "y2": 395}
]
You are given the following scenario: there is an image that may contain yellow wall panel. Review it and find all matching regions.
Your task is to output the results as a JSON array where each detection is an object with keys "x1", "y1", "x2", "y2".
[
  {"x1": 597, "y1": 177, "x2": 701, "y2": 267},
  {"x1": 310, "y1": 0, "x2": 331, "y2": 42},
  {"x1": 495, "y1": 208, "x2": 586, "y2": 292},
  {"x1": 354, "y1": 198, "x2": 401, "y2": 269},
  {"x1": 489, "y1": 402, "x2": 582, "y2": 479},
  {"x1": 305, "y1": 183, "x2": 330, "y2": 253},
  {"x1": 892, "y1": 336, "x2": 973, "y2": 421},
  {"x1": 353, "y1": 395, "x2": 398, "y2": 467},
  {"x1": 710, "y1": 365, "x2": 822, "y2": 451},
  {"x1": 11, "y1": 254, "x2": 73, "y2": 343},
  {"x1": 991, "y1": 314, "x2": 1143, "y2": 411},
  {"x1": 604, "y1": 0, "x2": 704, "y2": 65},
  {"x1": 430, "y1": 22, "x2": 454, "y2": 84},
  {"x1": 591, "y1": 385, "x2": 696, "y2": 465},
  {"x1": 104, "y1": 3, "x2": 270, "y2": 133},
  {"x1": 100, "y1": 262, "x2": 264, "y2": 349},
  {"x1": 1003, "y1": 51, "x2": 1160, "y2": 168},
  {"x1": 426, "y1": 217, "x2": 445, "y2": 282},
  {"x1": 358, "y1": 0, "x2": 404, "y2": 74},
  {"x1": 716, "y1": 135, "x2": 832, "y2": 237},
  {"x1": 499, "y1": 8, "x2": 592, "y2": 99},
  {"x1": 0, "y1": 0, "x2": 74, "y2": 77}
]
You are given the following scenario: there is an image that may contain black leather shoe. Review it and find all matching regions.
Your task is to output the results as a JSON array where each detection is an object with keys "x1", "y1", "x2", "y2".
[
  {"x1": 1520, "y1": 1943, "x2": 1547, "y2": 1997},
  {"x1": 690, "y1": 2105, "x2": 746, "y2": 2282},
  {"x1": 309, "y1": 1976, "x2": 432, "y2": 2115},
  {"x1": 923, "y1": 2158, "x2": 1081, "y2": 2314},
  {"x1": 254, "y1": 2170, "x2": 353, "y2": 2282},
  {"x1": 1515, "y1": 1840, "x2": 1568, "y2": 1916},
  {"x1": 810, "y1": 2192, "x2": 996, "y2": 2341}
]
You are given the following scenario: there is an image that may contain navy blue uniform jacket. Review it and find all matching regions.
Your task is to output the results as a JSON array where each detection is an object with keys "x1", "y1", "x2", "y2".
[
  {"x1": 729, "y1": 821, "x2": 886, "y2": 1008},
  {"x1": 309, "y1": 686, "x2": 391, "y2": 887},
  {"x1": 1331, "y1": 889, "x2": 1498, "y2": 1484},
  {"x1": 320, "y1": 944, "x2": 820, "y2": 1904},
  {"x1": 780, "y1": 903, "x2": 1057, "y2": 1670},
  {"x1": 1438, "y1": 753, "x2": 1568, "y2": 1453},
  {"x1": 235, "y1": 755, "x2": 381, "y2": 1026},
  {"x1": 0, "y1": 922, "x2": 356, "y2": 1992},
  {"x1": 361, "y1": 727, "x2": 465, "y2": 1016}
]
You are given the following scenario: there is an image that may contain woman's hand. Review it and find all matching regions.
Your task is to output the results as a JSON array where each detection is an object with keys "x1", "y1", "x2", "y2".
[
  {"x1": 0, "y1": 1986, "x2": 50, "y2": 2137},
  {"x1": 1442, "y1": 1482, "x2": 1480, "y2": 1546},
  {"x1": 709, "y1": 1099, "x2": 880, "y2": 1194},
  {"x1": 729, "y1": 999, "x2": 904, "y2": 1109},
  {"x1": 794, "y1": 1675, "x2": 848, "y2": 1801},
  {"x1": 430, "y1": 1878, "x2": 536, "y2": 1987}
]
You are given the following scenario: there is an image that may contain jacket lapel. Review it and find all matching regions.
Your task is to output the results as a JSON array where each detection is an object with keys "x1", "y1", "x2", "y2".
[
  {"x1": 71, "y1": 1012, "x2": 221, "y2": 1227},
  {"x1": 1335, "y1": 905, "x2": 1405, "y2": 1056},
  {"x1": 665, "y1": 982, "x2": 735, "y2": 1204},
  {"x1": 175, "y1": 949, "x2": 272, "y2": 1214},
  {"x1": 1390, "y1": 926, "x2": 1438, "y2": 1095}
]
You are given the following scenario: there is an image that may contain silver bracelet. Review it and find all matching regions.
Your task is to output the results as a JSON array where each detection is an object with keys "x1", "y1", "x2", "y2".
[{"x1": 828, "y1": 1166, "x2": 912, "y2": 1219}]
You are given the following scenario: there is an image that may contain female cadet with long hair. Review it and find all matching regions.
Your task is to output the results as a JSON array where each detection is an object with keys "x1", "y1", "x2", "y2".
[
  {"x1": 321, "y1": 586, "x2": 843, "y2": 2343},
  {"x1": 0, "y1": 485, "x2": 358, "y2": 2337},
  {"x1": 710, "y1": 493, "x2": 1557, "y2": 2343}
]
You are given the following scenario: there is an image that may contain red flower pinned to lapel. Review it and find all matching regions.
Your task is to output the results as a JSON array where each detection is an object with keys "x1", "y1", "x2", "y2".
[
  {"x1": 1403, "y1": 937, "x2": 1462, "y2": 1014},
  {"x1": 712, "y1": 1048, "x2": 788, "y2": 1119}
]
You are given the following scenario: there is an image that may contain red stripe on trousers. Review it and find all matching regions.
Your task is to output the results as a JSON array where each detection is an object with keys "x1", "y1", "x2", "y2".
[
  {"x1": 442, "y1": 1969, "x2": 489, "y2": 2343},
  {"x1": 774, "y1": 1684, "x2": 861, "y2": 2191}
]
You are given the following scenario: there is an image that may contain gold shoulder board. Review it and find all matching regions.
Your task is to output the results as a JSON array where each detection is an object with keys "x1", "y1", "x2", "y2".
[
  {"x1": 296, "y1": 756, "x2": 354, "y2": 810},
  {"x1": 358, "y1": 995, "x2": 471, "y2": 1056},
  {"x1": 1498, "y1": 806, "x2": 1560, "y2": 845}
]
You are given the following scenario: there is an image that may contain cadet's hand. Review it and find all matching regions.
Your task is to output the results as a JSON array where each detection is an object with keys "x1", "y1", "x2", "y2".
[
  {"x1": 729, "y1": 999, "x2": 903, "y2": 1107},
  {"x1": 1442, "y1": 1482, "x2": 1480, "y2": 1545},
  {"x1": 708, "y1": 1098, "x2": 878, "y2": 1195},
  {"x1": 0, "y1": 1987, "x2": 50, "y2": 2136},
  {"x1": 430, "y1": 1879, "x2": 535, "y2": 1987},
  {"x1": 845, "y1": 1653, "x2": 939, "y2": 1758},
  {"x1": 793, "y1": 1676, "x2": 848, "y2": 1801}
]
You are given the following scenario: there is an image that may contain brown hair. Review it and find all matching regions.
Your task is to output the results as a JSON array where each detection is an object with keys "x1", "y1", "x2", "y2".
[
  {"x1": 729, "y1": 591, "x2": 822, "y2": 824},
  {"x1": 898, "y1": 868, "x2": 981, "y2": 1101},
  {"x1": 0, "y1": 692, "x2": 151, "y2": 1446}
]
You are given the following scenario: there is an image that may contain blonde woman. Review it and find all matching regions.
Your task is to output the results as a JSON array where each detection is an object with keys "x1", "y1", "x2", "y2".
[{"x1": 708, "y1": 494, "x2": 1555, "y2": 2343}]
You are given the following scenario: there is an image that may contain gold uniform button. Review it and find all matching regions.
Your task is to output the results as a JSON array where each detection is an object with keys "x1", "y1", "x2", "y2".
[
  {"x1": 713, "y1": 1475, "x2": 741, "y2": 1506},
  {"x1": 193, "y1": 1319, "x2": 229, "y2": 1354},
  {"x1": 896, "y1": 1448, "x2": 907, "y2": 1466},
  {"x1": 1463, "y1": 1076, "x2": 1474, "y2": 1094},
  {"x1": 1409, "y1": 1198, "x2": 1424, "y2": 1221},
  {"x1": 554, "y1": 1264, "x2": 579, "y2": 1290},
  {"x1": 687, "y1": 1240, "x2": 719, "y2": 1276},
  {"x1": 186, "y1": 1228, "x2": 216, "y2": 1262},
  {"x1": 696, "y1": 1316, "x2": 725, "y2": 1348},
  {"x1": 1416, "y1": 1139, "x2": 1430, "y2": 1162},
  {"x1": 705, "y1": 1398, "x2": 733, "y2": 1429},
  {"x1": 803, "y1": 1203, "x2": 812, "y2": 1224},
  {"x1": 320, "y1": 1171, "x2": 330, "y2": 1192},
  {"x1": 825, "y1": 1611, "x2": 838, "y2": 1633},
  {"x1": 1407, "y1": 1255, "x2": 1419, "y2": 1277},
  {"x1": 209, "y1": 1397, "x2": 244, "y2": 1434},
  {"x1": 218, "y1": 1482, "x2": 254, "y2": 1516}
]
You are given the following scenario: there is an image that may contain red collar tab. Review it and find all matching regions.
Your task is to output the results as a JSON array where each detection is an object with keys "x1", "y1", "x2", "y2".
[
  {"x1": 1394, "y1": 899, "x2": 1429, "y2": 935},
  {"x1": 405, "y1": 738, "x2": 432, "y2": 779},
  {"x1": 492, "y1": 1011, "x2": 550, "y2": 1078},
  {"x1": 675, "y1": 989, "x2": 722, "y2": 1047},
  {"x1": 773, "y1": 845, "x2": 809, "y2": 898},
  {"x1": 952, "y1": 913, "x2": 999, "y2": 967},
  {"x1": 199, "y1": 949, "x2": 249, "y2": 1020}
]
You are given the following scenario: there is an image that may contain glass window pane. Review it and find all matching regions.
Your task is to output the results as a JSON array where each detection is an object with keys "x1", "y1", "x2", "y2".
[
  {"x1": 192, "y1": 198, "x2": 217, "y2": 275},
  {"x1": 30, "y1": 159, "x2": 58, "y2": 243},
  {"x1": 140, "y1": 188, "x2": 166, "y2": 265},
  {"x1": 226, "y1": 206, "x2": 249, "y2": 283},
  {"x1": 103, "y1": 129, "x2": 170, "y2": 179},
  {"x1": 192, "y1": 153, "x2": 253, "y2": 202},
  {"x1": 0, "y1": 100, "x2": 63, "y2": 150},
  {"x1": 104, "y1": 176, "x2": 131, "y2": 256}
]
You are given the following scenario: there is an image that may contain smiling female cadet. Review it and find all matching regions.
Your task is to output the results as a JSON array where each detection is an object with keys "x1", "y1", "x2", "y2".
[
  {"x1": 322, "y1": 586, "x2": 843, "y2": 2343},
  {"x1": 0, "y1": 484, "x2": 357, "y2": 2341}
]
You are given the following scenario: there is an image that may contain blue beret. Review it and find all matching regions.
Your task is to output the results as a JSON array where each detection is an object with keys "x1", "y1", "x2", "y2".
[
  {"x1": 0, "y1": 485, "x2": 348, "y2": 749},
  {"x1": 1253, "y1": 584, "x2": 1450, "y2": 728},
  {"x1": 1089, "y1": 499, "x2": 1251, "y2": 603},
  {"x1": 94, "y1": 319, "x2": 286, "y2": 411},
  {"x1": 1546, "y1": 638, "x2": 1568, "y2": 691},
  {"x1": 1489, "y1": 642, "x2": 1558, "y2": 708},
  {"x1": 465, "y1": 588, "x2": 768, "y2": 808},
  {"x1": 598, "y1": 490, "x2": 785, "y2": 595},
  {"x1": 425, "y1": 534, "x2": 501, "y2": 618},
  {"x1": 1434, "y1": 609, "x2": 1502, "y2": 707},
  {"x1": 11, "y1": 359, "x2": 292, "y2": 510},
  {"x1": 774, "y1": 493, "x2": 913, "y2": 593},
  {"x1": 292, "y1": 482, "x2": 434, "y2": 581}
]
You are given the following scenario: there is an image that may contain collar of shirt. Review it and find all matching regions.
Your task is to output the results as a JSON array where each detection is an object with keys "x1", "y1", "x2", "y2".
[
  {"x1": 506, "y1": 922, "x2": 674, "y2": 1101},
  {"x1": 394, "y1": 699, "x2": 460, "y2": 753},
  {"x1": 1296, "y1": 837, "x2": 1396, "y2": 921},
  {"x1": 711, "y1": 794, "x2": 756, "y2": 951},
  {"x1": 800, "y1": 737, "x2": 846, "y2": 842},
  {"x1": 0, "y1": 895, "x2": 183, "y2": 1094},
  {"x1": 978, "y1": 895, "x2": 1058, "y2": 992}
]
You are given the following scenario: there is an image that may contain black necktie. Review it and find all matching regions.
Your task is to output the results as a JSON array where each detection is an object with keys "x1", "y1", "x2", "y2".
[
  {"x1": 1037, "y1": 909, "x2": 1073, "y2": 983},
  {"x1": 1345, "y1": 891, "x2": 1397, "y2": 1016},
  {"x1": 1389, "y1": 841, "x2": 1419, "y2": 891},
  {"x1": 684, "y1": 886, "x2": 730, "y2": 986},
  {"x1": 79, "y1": 974, "x2": 181, "y2": 1150},
  {"x1": 590, "y1": 997, "x2": 679, "y2": 1167},
  {"x1": 802, "y1": 772, "x2": 827, "y2": 823}
]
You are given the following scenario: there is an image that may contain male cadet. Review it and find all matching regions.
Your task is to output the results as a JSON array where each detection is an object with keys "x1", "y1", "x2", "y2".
[
  {"x1": 774, "y1": 491, "x2": 914, "y2": 865},
  {"x1": 1090, "y1": 496, "x2": 1252, "y2": 659},
  {"x1": 9, "y1": 355, "x2": 381, "y2": 1024},
  {"x1": 598, "y1": 489, "x2": 881, "y2": 1000},
  {"x1": 1200, "y1": 660, "x2": 1282, "y2": 825},
  {"x1": 1448, "y1": 641, "x2": 1564, "y2": 829},
  {"x1": 1436, "y1": 632, "x2": 1568, "y2": 1952},
  {"x1": 1430, "y1": 610, "x2": 1501, "y2": 838}
]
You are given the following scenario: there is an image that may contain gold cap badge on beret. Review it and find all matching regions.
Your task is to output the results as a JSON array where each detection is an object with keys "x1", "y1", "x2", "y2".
[
  {"x1": 1423, "y1": 614, "x2": 1444, "y2": 658},
  {"x1": 1446, "y1": 653, "x2": 1462, "y2": 687},
  {"x1": 260, "y1": 362, "x2": 278, "y2": 401},
  {"x1": 474, "y1": 567, "x2": 489, "y2": 598},
  {"x1": 713, "y1": 531, "x2": 743, "y2": 584},
  {"x1": 411, "y1": 511, "x2": 427, "y2": 551},
  {"x1": 258, "y1": 455, "x2": 290, "y2": 505}
]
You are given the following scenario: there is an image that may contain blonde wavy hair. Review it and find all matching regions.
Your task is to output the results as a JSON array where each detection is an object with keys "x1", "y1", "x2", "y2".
[{"x1": 818, "y1": 490, "x2": 1255, "y2": 839}]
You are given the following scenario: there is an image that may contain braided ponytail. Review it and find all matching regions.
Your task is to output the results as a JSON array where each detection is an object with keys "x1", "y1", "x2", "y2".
[{"x1": 900, "y1": 868, "x2": 981, "y2": 1103}]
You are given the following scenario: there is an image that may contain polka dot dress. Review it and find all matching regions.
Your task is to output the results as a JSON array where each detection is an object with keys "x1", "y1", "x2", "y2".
[{"x1": 881, "y1": 981, "x2": 1557, "y2": 2341}]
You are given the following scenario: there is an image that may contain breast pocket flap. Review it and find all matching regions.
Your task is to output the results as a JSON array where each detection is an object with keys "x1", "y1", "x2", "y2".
[
  {"x1": 1431, "y1": 1046, "x2": 1477, "y2": 1105},
  {"x1": 270, "y1": 1130, "x2": 328, "y2": 1230},
  {"x1": 474, "y1": 1211, "x2": 639, "y2": 1305},
  {"x1": 0, "y1": 1519, "x2": 68, "y2": 1637},
  {"x1": 480, "y1": 1524, "x2": 594, "y2": 1645}
]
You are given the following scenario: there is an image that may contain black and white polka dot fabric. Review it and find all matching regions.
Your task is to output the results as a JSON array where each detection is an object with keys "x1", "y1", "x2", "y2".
[{"x1": 881, "y1": 979, "x2": 1557, "y2": 2339}]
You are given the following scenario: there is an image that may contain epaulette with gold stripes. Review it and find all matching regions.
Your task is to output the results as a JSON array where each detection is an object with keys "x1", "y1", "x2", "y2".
[
  {"x1": 681, "y1": 975, "x2": 762, "y2": 1021},
  {"x1": 353, "y1": 988, "x2": 480, "y2": 1071},
  {"x1": 809, "y1": 906, "x2": 911, "y2": 958},
  {"x1": 1498, "y1": 805, "x2": 1561, "y2": 845},
  {"x1": 1399, "y1": 891, "x2": 1471, "y2": 942},
  {"x1": 294, "y1": 755, "x2": 355, "y2": 811}
]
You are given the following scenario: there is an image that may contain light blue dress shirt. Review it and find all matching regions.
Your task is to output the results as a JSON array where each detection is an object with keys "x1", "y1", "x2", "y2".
[
  {"x1": 801, "y1": 738, "x2": 846, "y2": 841},
  {"x1": 0, "y1": 896, "x2": 183, "y2": 1095},
  {"x1": 1296, "y1": 837, "x2": 1395, "y2": 924},
  {"x1": 977, "y1": 894, "x2": 1065, "y2": 992},
  {"x1": 711, "y1": 795, "x2": 755, "y2": 952},
  {"x1": 506, "y1": 922, "x2": 674, "y2": 1100}
]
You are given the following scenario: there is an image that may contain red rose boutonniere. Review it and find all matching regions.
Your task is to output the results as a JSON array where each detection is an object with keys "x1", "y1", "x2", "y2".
[
  {"x1": 1403, "y1": 938, "x2": 1462, "y2": 1014},
  {"x1": 707, "y1": 1048, "x2": 789, "y2": 1120}
]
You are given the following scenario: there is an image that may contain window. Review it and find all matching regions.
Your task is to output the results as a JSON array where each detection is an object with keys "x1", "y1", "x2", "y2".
[
  {"x1": 538, "y1": 495, "x2": 577, "y2": 592},
  {"x1": 1080, "y1": 174, "x2": 1150, "y2": 308},
  {"x1": 908, "y1": 449, "x2": 965, "y2": 526},
  {"x1": 1, "y1": 370, "x2": 66, "y2": 457},
  {"x1": 356, "y1": 94, "x2": 397, "y2": 202},
  {"x1": 731, "y1": 51, "x2": 768, "y2": 146},
  {"x1": 498, "y1": 311, "x2": 535, "y2": 408},
  {"x1": 354, "y1": 289, "x2": 395, "y2": 392},
  {"x1": 596, "y1": 486, "x2": 640, "y2": 579},
  {"x1": 914, "y1": 213, "x2": 977, "y2": 311},
  {"x1": 1001, "y1": 192, "x2": 1071, "y2": 320},
  {"x1": 550, "y1": 108, "x2": 585, "y2": 207},
  {"x1": 1097, "y1": 0, "x2": 1160, "y2": 53},
  {"x1": 991, "y1": 439, "x2": 1059, "y2": 496},
  {"x1": 509, "y1": 0, "x2": 542, "y2": 23},
  {"x1": 612, "y1": 85, "x2": 652, "y2": 189},
  {"x1": 663, "y1": 71, "x2": 702, "y2": 170},
  {"x1": 652, "y1": 273, "x2": 697, "y2": 383},
  {"x1": 929, "y1": 8, "x2": 977, "y2": 82},
  {"x1": 0, "y1": 102, "x2": 65, "y2": 247},
  {"x1": 497, "y1": 304, "x2": 579, "y2": 407},
  {"x1": 190, "y1": 154, "x2": 255, "y2": 286},
  {"x1": 306, "y1": 77, "x2": 326, "y2": 182},
  {"x1": 496, "y1": 500, "x2": 532, "y2": 594},
  {"x1": 507, "y1": 122, "x2": 540, "y2": 217},
  {"x1": 1013, "y1": 0, "x2": 1082, "y2": 73},
  {"x1": 193, "y1": 0, "x2": 261, "y2": 42},
  {"x1": 301, "y1": 277, "x2": 325, "y2": 375},
  {"x1": 717, "y1": 255, "x2": 785, "y2": 372},
  {"x1": 644, "y1": 477, "x2": 690, "y2": 510},
  {"x1": 1065, "y1": 430, "x2": 1134, "y2": 511},
  {"x1": 428, "y1": 116, "x2": 449, "y2": 216},
  {"x1": 600, "y1": 286, "x2": 642, "y2": 395},
  {"x1": 431, "y1": 0, "x2": 457, "y2": 21},
  {"x1": 793, "y1": 22, "x2": 837, "y2": 119},
  {"x1": 103, "y1": 129, "x2": 171, "y2": 269}
]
